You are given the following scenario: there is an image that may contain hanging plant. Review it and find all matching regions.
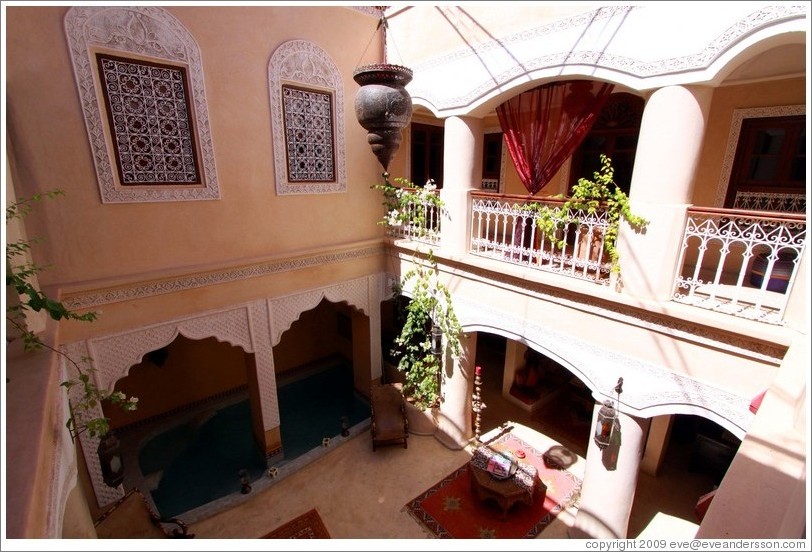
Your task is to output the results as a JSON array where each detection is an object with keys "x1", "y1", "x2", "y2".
[
  {"x1": 375, "y1": 179, "x2": 462, "y2": 410},
  {"x1": 523, "y1": 154, "x2": 648, "y2": 274},
  {"x1": 372, "y1": 177, "x2": 443, "y2": 238}
]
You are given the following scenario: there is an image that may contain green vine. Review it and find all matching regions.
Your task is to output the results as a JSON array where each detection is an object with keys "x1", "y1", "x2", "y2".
[
  {"x1": 6, "y1": 190, "x2": 137, "y2": 440},
  {"x1": 375, "y1": 178, "x2": 462, "y2": 410},
  {"x1": 523, "y1": 154, "x2": 648, "y2": 274}
]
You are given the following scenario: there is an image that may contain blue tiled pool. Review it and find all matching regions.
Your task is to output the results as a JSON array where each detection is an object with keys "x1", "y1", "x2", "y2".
[{"x1": 140, "y1": 361, "x2": 370, "y2": 518}]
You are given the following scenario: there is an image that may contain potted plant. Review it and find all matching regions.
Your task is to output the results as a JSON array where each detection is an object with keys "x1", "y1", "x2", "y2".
[{"x1": 524, "y1": 154, "x2": 648, "y2": 277}]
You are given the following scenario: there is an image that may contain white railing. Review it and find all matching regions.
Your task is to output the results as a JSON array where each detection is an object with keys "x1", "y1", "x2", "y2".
[
  {"x1": 469, "y1": 192, "x2": 612, "y2": 284},
  {"x1": 672, "y1": 207, "x2": 806, "y2": 325},
  {"x1": 387, "y1": 188, "x2": 441, "y2": 246}
]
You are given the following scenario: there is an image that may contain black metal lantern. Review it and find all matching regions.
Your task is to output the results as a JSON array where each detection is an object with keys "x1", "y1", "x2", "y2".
[
  {"x1": 97, "y1": 432, "x2": 124, "y2": 488},
  {"x1": 430, "y1": 324, "x2": 443, "y2": 356},
  {"x1": 353, "y1": 63, "x2": 413, "y2": 173},
  {"x1": 593, "y1": 377, "x2": 624, "y2": 450},
  {"x1": 593, "y1": 400, "x2": 617, "y2": 450}
]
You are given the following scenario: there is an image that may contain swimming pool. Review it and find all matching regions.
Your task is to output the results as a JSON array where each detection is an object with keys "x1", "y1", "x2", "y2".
[{"x1": 140, "y1": 361, "x2": 370, "y2": 518}]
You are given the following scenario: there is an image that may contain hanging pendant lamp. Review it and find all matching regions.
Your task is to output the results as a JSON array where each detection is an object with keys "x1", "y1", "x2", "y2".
[{"x1": 353, "y1": 14, "x2": 413, "y2": 175}]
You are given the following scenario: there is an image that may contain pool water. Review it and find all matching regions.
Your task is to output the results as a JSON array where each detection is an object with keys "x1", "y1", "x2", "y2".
[{"x1": 140, "y1": 362, "x2": 370, "y2": 518}]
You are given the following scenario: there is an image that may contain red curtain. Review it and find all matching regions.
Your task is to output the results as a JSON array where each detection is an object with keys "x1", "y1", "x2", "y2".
[{"x1": 496, "y1": 80, "x2": 615, "y2": 195}]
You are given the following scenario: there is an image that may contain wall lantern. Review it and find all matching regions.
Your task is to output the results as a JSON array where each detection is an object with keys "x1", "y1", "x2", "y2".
[
  {"x1": 593, "y1": 377, "x2": 624, "y2": 450},
  {"x1": 430, "y1": 324, "x2": 443, "y2": 356},
  {"x1": 97, "y1": 432, "x2": 124, "y2": 488}
]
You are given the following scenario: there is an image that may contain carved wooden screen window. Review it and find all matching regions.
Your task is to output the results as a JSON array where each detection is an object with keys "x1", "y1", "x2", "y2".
[
  {"x1": 96, "y1": 53, "x2": 202, "y2": 186},
  {"x1": 725, "y1": 115, "x2": 806, "y2": 212},
  {"x1": 281, "y1": 84, "x2": 336, "y2": 183},
  {"x1": 269, "y1": 40, "x2": 346, "y2": 195},
  {"x1": 65, "y1": 6, "x2": 219, "y2": 204}
]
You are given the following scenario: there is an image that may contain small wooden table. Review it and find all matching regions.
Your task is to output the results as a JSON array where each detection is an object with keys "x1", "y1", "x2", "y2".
[{"x1": 468, "y1": 443, "x2": 544, "y2": 519}]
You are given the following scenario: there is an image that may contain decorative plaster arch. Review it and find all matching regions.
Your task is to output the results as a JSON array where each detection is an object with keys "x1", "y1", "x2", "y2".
[
  {"x1": 268, "y1": 275, "x2": 372, "y2": 346},
  {"x1": 62, "y1": 275, "x2": 379, "y2": 509},
  {"x1": 453, "y1": 297, "x2": 754, "y2": 440},
  {"x1": 407, "y1": 4, "x2": 807, "y2": 118},
  {"x1": 64, "y1": 6, "x2": 220, "y2": 203},
  {"x1": 62, "y1": 301, "x2": 277, "y2": 508}
]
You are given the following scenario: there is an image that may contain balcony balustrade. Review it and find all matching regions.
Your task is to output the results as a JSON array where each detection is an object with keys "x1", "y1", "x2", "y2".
[
  {"x1": 388, "y1": 190, "x2": 805, "y2": 326},
  {"x1": 671, "y1": 207, "x2": 806, "y2": 325},
  {"x1": 469, "y1": 192, "x2": 612, "y2": 285},
  {"x1": 386, "y1": 187, "x2": 441, "y2": 246}
]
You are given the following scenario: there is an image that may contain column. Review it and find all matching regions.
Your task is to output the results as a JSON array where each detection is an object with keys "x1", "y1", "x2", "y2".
[
  {"x1": 569, "y1": 404, "x2": 651, "y2": 539},
  {"x1": 617, "y1": 85, "x2": 713, "y2": 300},
  {"x1": 435, "y1": 331, "x2": 477, "y2": 449},
  {"x1": 440, "y1": 116, "x2": 483, "y2": 256}
]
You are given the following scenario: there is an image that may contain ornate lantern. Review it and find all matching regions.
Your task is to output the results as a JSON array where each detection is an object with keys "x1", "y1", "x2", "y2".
[
  {"x1": 430, "y1": 324, "x2": 443, "y2": 356},
  {"x1": 353, "y1": 63, "x2": 414, "y2": 174},
  {"x1": 97, "y1": 431, "x2": 124, "y2": 488},
  {"x1": 593, "y1": 377, "x2": 624, "y2": 450},
  {"x1": 593, "y1": 400, "x2": 618, "y2": 450}
]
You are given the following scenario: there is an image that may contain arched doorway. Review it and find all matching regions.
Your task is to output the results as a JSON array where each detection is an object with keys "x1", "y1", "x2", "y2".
[
  {"x1": 106, "y1": 335, "x2": 267, "y2": 518},
  {"x1": 472, "y1": 332, "x2": 593, "y2": 457},
  {"x1": 629, "y1": 414, "x2": 741, "y2": 537},
  {"x1": 272, "y1": 298, "x2": 371, "y2": 464}
]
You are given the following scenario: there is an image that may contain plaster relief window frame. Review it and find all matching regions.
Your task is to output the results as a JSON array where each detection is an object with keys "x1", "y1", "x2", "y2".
[
  {"x1": 715, "y1": 104, "x2": 805, "y2": 210},
  {"x1": 269, "y1": 40, "x2": 347, "y2": 195},
  {"x1": 65, "y1": 6, "x2": 220, "y2": 203}
]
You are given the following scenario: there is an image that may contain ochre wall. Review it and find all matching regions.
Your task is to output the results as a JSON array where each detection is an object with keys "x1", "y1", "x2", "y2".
[{"x1": 5, "y1": 6, "x2": 386, "y2": 290}]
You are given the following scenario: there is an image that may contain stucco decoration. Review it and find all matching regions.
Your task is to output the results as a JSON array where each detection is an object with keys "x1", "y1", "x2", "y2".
[
  {"x1": 714, "y1": 104, "x2": 806, "y2": 208},
  {"x1": 269, "y1": 275, "x2": 371, "y2": 346},
  {"x1": 451, "y1": 296, "x2": 754, "y2": 439},
  {"x1": 269, "y1": 40, "x2": 347, "y2": 195},
  {"x1": 45, "y1": 362, "x2": 81, "y2": 538},
  {"x1": 63, "y1": 302, "x2": 279, "y2": 508},
  {"x1": 408, "y1": 4, "x2": 807, "y2": 114},
  {"x1": 64, "y1": 6, "x2": 220, "y2": 203},
  {"x1": 61, "y1": 244, "x2": 385, "y2": 310},
  {"x1": 60, "y1": 340, "x2": 124, "y2": 509}
]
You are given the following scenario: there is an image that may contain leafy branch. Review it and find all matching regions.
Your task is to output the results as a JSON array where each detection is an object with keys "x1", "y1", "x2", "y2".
[
  {"x1": 375, "y1": 178, "x2": 462, "y2": 409},
  {"x1": 6, "y1": 190, "x2": 137, "y2": 440},
  {"x1": 523, "y1": 154, "x2": 648, "y2": 274},
  {"x1": 372, "y1": 177, "x2": 443, "y2": 238}
]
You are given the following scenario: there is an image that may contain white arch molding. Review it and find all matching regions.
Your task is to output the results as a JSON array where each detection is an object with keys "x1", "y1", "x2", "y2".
[
  {"x1": 452, "y1": 296, "x2": 754, "y2": 440},
  {"x1": 62, "y1": 274, "x2": 380, "y2": 508},
  {"x1": 269, "y1": 39, "x2": 347, "y2": 195}
]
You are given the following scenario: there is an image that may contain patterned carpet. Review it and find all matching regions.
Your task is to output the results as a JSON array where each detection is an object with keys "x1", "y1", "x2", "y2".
[
  {"x1": 404, "y1": 433, "x2": 581, "y2": 538},
  {"x1": 262, "y1": 508, "x2": 331, "y2": 539}
]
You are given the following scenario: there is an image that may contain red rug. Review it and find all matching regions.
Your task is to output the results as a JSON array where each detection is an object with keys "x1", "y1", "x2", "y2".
[
  {"x1": 405, "y1": 433, "x2": 581, "y2": 538},
  {"x1": 262, "y1": 508, "x2": 330, "y2": 538}
]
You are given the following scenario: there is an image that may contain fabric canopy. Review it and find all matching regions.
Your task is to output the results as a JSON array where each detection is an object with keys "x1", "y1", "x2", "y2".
[{"x1": 496, "y1": 80, "x2": 615, "y2": 195}]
